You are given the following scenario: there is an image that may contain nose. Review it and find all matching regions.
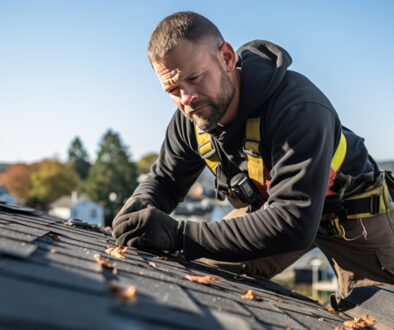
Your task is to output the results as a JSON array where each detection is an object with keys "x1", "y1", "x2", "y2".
[{"x1": 180, "y1": 86, "x2": 197, "y2": 106}]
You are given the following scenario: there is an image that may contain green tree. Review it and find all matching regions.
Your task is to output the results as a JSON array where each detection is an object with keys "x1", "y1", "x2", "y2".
[
  {"x1": 137, "y1": 152, "x2": 158, "y2": 174},
  {"x1": 68, "y1": 136, "x2": 91, "y2": 180},
  {"x1": 29, "y1": 159, "x2": 80, "y2": 209},
  {"x1": 84, "y1": 129, "x2": 138, "y2": 225}
]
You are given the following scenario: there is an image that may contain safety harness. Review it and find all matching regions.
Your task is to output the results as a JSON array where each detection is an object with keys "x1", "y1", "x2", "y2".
[{"x1": 195, "y1": 117, "x2": 392, "y2": 239}]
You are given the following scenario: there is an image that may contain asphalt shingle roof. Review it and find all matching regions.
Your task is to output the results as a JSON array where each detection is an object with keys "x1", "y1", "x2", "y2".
[{"x1": 0, "y1": 205, "x2": 358, "y2": 329}]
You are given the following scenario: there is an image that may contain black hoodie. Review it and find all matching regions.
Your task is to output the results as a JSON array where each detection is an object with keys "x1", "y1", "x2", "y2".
[{"x1": 133, "y1": 40, "x2": 376, "y2": 261}]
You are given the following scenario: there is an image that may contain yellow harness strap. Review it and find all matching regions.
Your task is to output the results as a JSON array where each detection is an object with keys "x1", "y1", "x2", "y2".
[
  {"x1": 244, "y1": 118, "x2": 265, "y2": 184},
  {"x1": 194, "y1": 126, "x2": 220, "y2": 174},
  {"x1": 195, "y1": 119, "x2": 349, "y2": 195},
  {"x1": 345, "y1": 175, "x2": 392, "y2": 219},
  {"x1": 331, "y1": 132, "x2": 347, "y2": 173}
]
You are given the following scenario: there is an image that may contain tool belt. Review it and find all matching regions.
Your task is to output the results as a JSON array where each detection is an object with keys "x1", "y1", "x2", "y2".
[{"x1": 320, "y1": 171, "x2": 393, "y2": 238}]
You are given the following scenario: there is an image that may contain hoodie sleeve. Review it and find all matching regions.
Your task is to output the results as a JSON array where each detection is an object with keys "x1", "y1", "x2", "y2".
[
  {"x1": 133, "y1": 110, "x2": 206, "y2": 214},
  {"x1": 183, "y1": 103, "x2": 337, "y2": 261}
]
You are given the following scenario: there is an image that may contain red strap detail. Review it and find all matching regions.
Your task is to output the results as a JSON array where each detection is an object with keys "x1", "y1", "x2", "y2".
[
  {"x1": 326, "y1": 168, "x2": 337, "y2": 196},
  {"x1": 252, "y1": 165, "x2": 271, "y2": 200}
]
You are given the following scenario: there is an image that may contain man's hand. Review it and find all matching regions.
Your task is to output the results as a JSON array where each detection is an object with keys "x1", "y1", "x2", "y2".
[
  {"x1": 113, "y1": 206, "x2": 184, "y2": 252},
  {"x1": 112, "y1": 194, "x2": 154, "y2": 230}
]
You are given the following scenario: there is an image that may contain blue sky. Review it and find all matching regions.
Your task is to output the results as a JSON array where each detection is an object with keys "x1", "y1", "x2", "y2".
[{"x1": 1, "y1": 0, "x2": 393, "y2": 163}]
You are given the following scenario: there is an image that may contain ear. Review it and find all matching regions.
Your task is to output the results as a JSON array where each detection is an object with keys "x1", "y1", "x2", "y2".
[{"x1": 218, "y1": 42, "x2": 237, "y2": 73}]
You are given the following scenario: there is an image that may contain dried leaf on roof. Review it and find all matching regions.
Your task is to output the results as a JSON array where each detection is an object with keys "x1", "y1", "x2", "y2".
[
  {"x1": 325, "y1": 306, "x2": 336, "y2": 313},
  {"x1": 342, "y1": 314, "x2": 376, "y2": 329},
  {"x1": 63, "y1": 222, "x2": 68, "y2": 226},
  {"x1": 49, "y1": 233, "x2": 60, "y2": 241},
  {"x1": 241, "y1": 289, "x2": 262, "y2": 301},
  {"x1": 49, "y1": 248, "x2": 57, "y2": 253},
  {"x1": 105, "y1": 246, "x2": 127, "y2": 259},
  {"x1": 270, "y1": 296, "x2": 283, "y2": 303},
  {"x1": 153, "y1": 256, "x2": 168, "y2": 261},
  {"x1": 184, "y1": 274, "x2": 219, "y2": 284},
  {"x1": 94, "y1": 254, "x2": 114, "y2": 268},
  {"x1": 107, "y1": 281, "x2": 137, "y2": 304},
  {"x1": 149, "y1": 261, "x2": 156, "y2": 268}
]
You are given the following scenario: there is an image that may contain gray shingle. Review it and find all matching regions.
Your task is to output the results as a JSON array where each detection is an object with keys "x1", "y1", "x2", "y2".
[
  {"x1": 0, "y1": 274, "x2": 113, "y2": 330},
  {"x1": 0, "y1": 238, "x2": 37, "y2": 258},
  {"x1": 1, "y1": 222, "x2": 49, "y2": 237},
  {"x1": 343, "y1": 285, "x2": 394, "y2": 328},
  {"x1": 0, "y1": 227, "x2": 38, "y2": 242},
  {"x1": 1, "y1": 258, "x2": 106, "y2": 294},
  {"x1": 187, "y1": 289, "x2": 252, "y2": 316},
  {"x1": 118, "y1": 275, "x2": 203, "y2": 316}
]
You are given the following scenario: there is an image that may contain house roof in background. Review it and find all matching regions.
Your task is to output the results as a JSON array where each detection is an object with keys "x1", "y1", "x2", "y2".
[
  {"x1": 0, "y1": 204, "x2": 391, "y2": 329},
  {"x1": 50, "y1": 195, "x2": 94, "y2": 209},
  {"x1": 0, "y1": 186, "x2": 9, "y2": 195}
]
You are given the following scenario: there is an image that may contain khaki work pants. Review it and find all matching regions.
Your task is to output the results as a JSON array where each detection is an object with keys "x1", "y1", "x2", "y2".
[{"x1": 199, "y1": 208, "x2": 394, "y2": 300}]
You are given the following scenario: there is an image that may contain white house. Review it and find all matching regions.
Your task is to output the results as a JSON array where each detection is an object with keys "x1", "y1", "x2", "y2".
[{"x1": 49, "y1": 192, "x2": 104, "y2": 225}]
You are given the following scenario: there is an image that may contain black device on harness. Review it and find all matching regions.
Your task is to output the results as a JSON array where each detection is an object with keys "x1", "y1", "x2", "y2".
[
  {"x1": 230, "y1": 173, "x2": 260, "y2": 205},
  {"x1": 227, "y1": 172, "x2": 264, "y2": 211}
]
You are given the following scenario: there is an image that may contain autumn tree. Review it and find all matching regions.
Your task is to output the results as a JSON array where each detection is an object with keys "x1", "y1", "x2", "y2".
[
  {"x1": 68, "y1": 136, "x2": 90, "y2": 180},
  {"x1": 29, "y1": 159, "x2": 80, "y2": 209},
  {"x1": 0, "y1": 163, "x2": 31, "y2": 203},
  {"x1": 137, "y1": 152, "x2": 158, "y2": 175},
  {"x1": 84, "y1": 129, "x2": 138, "y2": 225}
]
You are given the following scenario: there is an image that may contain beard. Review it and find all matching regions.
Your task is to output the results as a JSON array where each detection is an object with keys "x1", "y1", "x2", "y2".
[{"x1": 183, "y1": 65, "x2": 235, "y2": 132}]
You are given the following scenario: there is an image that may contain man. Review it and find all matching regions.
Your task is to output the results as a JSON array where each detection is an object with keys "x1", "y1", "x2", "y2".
[{"x1": 112, "y1": 11, "x2": 394, "y2": 304}]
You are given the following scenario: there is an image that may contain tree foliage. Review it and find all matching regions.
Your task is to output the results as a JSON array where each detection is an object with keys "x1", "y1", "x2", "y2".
[
  {"x1": 68, "y1": 136, "x2": 90, "y2": 180},
  {"x1": 29, "y1": 159, "x2": 80, "y2": 209},
  {"x1": 0, "y1": 163, "x2": 32, "y2": 203},
  {"x1": 137, "y1": 152, "x2": 158, "y2": 174},
  {"x1": 84, "y1": 129, "x2": 138, "y2": 225}
]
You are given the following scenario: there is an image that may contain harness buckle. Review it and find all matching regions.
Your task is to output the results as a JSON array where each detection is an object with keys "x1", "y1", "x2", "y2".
[
  {"x1": 198, "y1": 140, "x2": 216, "y2": 159},
  {"x1": 243, "y1": 138, "x2": 262, "y2": 157}
]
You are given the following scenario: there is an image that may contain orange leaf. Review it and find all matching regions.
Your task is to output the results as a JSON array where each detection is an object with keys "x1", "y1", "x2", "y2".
[
  {"x1": 184, "y1": 274, "x2": 219, "y2": 284},
  {"x1": 105, "y1": 246, "x2": 127, "y2": 259},
  {"x1": 241, "y1": 289, "x2": 262, "y2": 301},
  {"x1": 94, "y1": 254, "x2": 114, "y2": 268},
  {"x1": 49, "y1": 248, "x2": 57, "y2": 254},
  {"x1": 149, "y1": 261, "x2": 156, "y2": 268},
  {"x1": 343, "y1": 314, "x2": 376, "y2": 328},
  {"x1": 325, "y1": 306, "x2": 336, "y2": 313},
  {"x1": 49, "y1": 234, "x2": 60, "y2": 241},
  {"x1": 107, "y1": 281, "x2": 137, "y2": 304},
  {"x1": 270, "y1": 296, "x2": 283, "y2": 303},
  {"x1": 153, "y1": 256, "x2": 168, "y2": 261}
]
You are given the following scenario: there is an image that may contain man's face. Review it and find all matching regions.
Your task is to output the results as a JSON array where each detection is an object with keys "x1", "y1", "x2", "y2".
[{"x1": 152, "y1": 39, "x2": 235, "y2": 132}]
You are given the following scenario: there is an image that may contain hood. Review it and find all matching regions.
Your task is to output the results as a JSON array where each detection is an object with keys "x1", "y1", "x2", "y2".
[{"x1": 211, "y1": 40, "x2": 292, "y2": 140}]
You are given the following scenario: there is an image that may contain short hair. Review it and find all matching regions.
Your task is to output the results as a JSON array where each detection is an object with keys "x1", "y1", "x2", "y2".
[{"x1": 148, "y1": 11, "x2": 224, "y2": 63}]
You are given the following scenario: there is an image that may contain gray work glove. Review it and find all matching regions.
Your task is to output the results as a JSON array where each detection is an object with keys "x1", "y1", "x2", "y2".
[
  {"x1": 112, "y1": 194, "x2": 155, "y2": 230},
  {"x1": 113, "y1": 206, "x2": 184, "y2": 252}
]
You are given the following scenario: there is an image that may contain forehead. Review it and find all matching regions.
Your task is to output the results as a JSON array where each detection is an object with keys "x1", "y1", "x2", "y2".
[{"x1": 152, "y1": 39, "x2": 216, "y2": 84}]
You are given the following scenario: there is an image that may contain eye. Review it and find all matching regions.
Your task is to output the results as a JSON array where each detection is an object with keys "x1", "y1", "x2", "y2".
[{"x1": 167, "y1": 87, "x2": 179, "y2": 95}]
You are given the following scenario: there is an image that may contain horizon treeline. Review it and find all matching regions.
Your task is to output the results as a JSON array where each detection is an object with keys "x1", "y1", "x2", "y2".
[{"x1": 0, "y1": 129, "x2": 158, "y2": 225}]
